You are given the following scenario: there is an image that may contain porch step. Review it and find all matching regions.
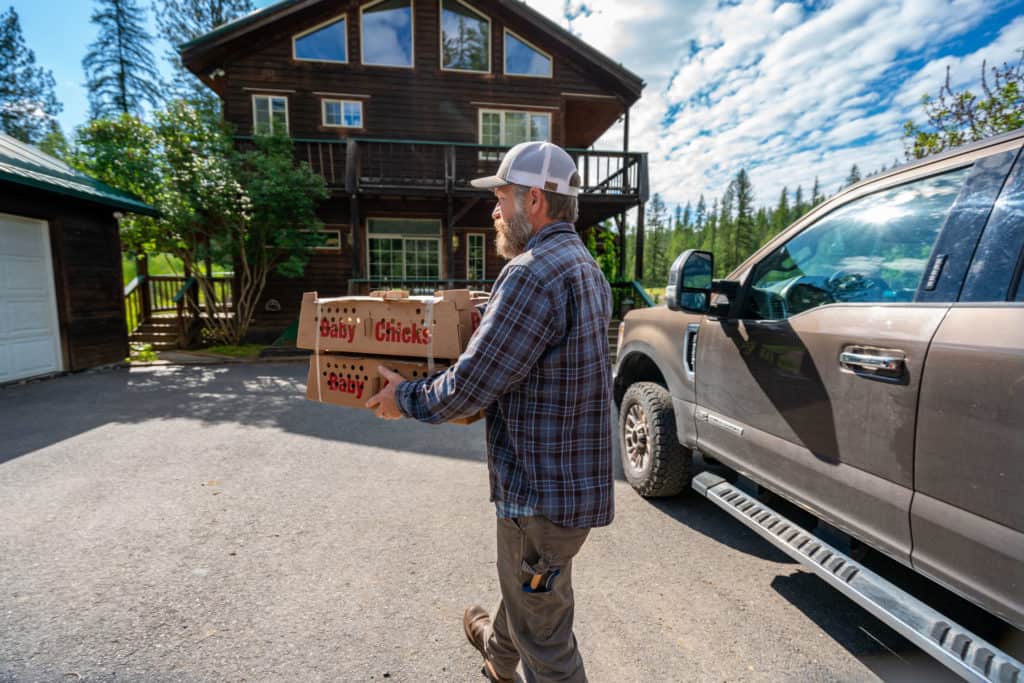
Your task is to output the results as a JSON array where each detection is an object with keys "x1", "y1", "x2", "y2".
[{"x1": 608, "y1": 319, "x2": 622, "y2": 360}]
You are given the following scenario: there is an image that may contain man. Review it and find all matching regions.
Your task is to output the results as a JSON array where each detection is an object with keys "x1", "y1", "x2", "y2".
[{"x1": 366, "y1": 141, "x2": 614, "y2": 683}]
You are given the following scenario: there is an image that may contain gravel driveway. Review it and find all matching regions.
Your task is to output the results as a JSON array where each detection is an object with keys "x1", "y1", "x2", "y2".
[{"x1": 0, "y1": 363, "x2": 974, "y2": 681}]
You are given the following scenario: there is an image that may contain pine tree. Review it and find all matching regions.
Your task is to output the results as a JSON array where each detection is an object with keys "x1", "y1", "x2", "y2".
[
  {"x1": 811, "y1": 176, "x2": 822, "y2": 207},
  {"x1": 694, "y1": 194, "x2": 706, "y2": 231},
  {"x1": 643, "y1": 193, "x2": 671, "y2": 284},
  {"x1": 793, "y1": 185, "x2": 806, "y2": 221},
  {"x1": 733, "y1": 169, "x2": 756, "y2": 263},
  {"x1": 83, "y1": 0, "x2": 162, "y2": 118},
  {"x1": 681, "y1": 202, "x2": 692, "y2": 231},
  {"x1": 846, "y1": 164, "x2": 862, "y2": 187},
  {"x1": 0, "y1": 7, "x2": 62, "y2": 144},
  {"x1": 754, "y1": 207, "x2": 770, "y2": 246},
  {"x1": 155, "y1": 0, "x2": 254, "y2": 105},
  {"x1": 770, "y1": 187, "x2": 790, "y2": 238}
]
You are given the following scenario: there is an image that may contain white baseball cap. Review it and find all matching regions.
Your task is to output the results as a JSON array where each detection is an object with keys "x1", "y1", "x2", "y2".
[{"x1": 471, "y1": 141, "x2": 580, "y2": 196}]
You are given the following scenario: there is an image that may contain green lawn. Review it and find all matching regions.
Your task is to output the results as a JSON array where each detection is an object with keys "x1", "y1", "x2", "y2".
[{"x1": 122, "y1": 254, "x2": 231, "y2": 285}]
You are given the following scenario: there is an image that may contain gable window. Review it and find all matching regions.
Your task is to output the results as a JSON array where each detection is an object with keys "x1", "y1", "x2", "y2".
[
  {"x1": 367, "y1": 218, "x2": 442, "y2": 281},
  {"x1": 294, "y1": 16, "x2": 348, "y2": 62},
  {"x1": 440, "y1": 0, "x2": 490, "y2": 73},
  {"x1": 467, "y1": 233, "x2": 485, "y2": 279},
  {"x1": 361, "y1": 0, "x2": 414, "y2": 68},
  {"x1": 504, "y1": 30, "x2": 552, "y2": 78},
  {"x1": 253, "y1": 95, "x2": 288, "y2": 135},
  {"x1": 323, "y1": 99, "x2": 364, "y2": 128}
]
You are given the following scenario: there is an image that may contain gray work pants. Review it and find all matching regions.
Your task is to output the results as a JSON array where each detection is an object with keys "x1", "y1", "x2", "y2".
[{"x1": 484, "y1": 515, "x2": 591, "y2": 683}]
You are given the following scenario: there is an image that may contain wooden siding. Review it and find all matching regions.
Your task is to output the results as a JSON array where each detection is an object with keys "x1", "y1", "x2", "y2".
[
  {"x1": 0, "y1": 186, "x2": 128, "y2": 371},
  {"x1": 212, "y1": 0, "x2": 622, "y2": 146}
]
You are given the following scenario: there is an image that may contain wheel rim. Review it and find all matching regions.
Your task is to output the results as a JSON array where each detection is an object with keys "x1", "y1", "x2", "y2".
[{"x1": 624, "y1": 403, "x2": 649, "y2": 473}]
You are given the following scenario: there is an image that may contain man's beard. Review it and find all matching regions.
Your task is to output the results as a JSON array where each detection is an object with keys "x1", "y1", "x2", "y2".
[{"x1": 495, "y1": 212, "x2": 533, "y2": 259}]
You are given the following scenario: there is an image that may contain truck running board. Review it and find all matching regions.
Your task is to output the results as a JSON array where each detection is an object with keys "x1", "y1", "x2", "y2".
[{"x1": 693, "y1": 472, "x2": 1023, "y2": 683}]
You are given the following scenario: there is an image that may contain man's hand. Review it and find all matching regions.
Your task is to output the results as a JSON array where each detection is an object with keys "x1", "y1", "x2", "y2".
[{"x1": 365, "y1": 365, "x2": 407, "y2": 420}]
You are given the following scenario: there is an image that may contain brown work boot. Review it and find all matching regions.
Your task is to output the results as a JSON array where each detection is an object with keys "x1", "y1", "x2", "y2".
[{"x1": 463, "y1": 605, "x2": 514, "y2": 683}]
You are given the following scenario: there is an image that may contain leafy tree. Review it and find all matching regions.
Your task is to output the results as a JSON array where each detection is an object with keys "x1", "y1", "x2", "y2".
[
  {"x1": 71, "y1": 101, "x2": 328, "y2": 344},
  {"x1": 0, "y1": 7, "x2": 62, "y2": 144},
  {"x1": 584, "y1": 222, "x2": 619, "y2": 282},
  {"x1": 154, "y1": 0, "x2": 254, "y2": 105},
  {"x1": 904, "y1": 50, "x2": 1024, "y2": 160},
  {"x1": 82, "y1": 0, "x2": 162, "y2": 118},
  {"x1": 37, "y1": 126, "x2": 72, "y2": 161}
]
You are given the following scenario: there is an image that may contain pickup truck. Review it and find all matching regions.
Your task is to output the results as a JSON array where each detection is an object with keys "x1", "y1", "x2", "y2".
[{"x1": 613, "y1": 128, "x2": 1024, "y2": 682}]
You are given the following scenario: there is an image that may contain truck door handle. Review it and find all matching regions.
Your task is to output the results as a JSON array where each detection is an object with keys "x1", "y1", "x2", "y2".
[{"x1": 839, "y1": 349, "x2": 905, "y2": 373}]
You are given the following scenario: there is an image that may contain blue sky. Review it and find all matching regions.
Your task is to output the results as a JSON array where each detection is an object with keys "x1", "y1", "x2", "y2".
[{"x1": 10, "y1": 0, "x2": 1024, "y2": 209}]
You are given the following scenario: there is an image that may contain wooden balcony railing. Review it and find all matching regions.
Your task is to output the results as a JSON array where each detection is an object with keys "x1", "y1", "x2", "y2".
[{"x1": 236, "y1": 136, "x2": 649, "y2": 202}]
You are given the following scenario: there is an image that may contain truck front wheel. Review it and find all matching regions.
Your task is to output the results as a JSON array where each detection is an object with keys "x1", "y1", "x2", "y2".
[{"x1": 620, "y1": 382, "x2": 693, "y2": 497}]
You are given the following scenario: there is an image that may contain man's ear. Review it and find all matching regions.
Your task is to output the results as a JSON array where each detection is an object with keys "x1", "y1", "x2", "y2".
[{"x1": 529, "y1": 187, "x2": 545, "y2": 216}]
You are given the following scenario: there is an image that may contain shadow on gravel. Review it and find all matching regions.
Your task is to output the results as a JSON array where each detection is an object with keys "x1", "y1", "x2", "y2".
[{"x1": 0, "y1": 364, "x2": 496, "y2": 466}]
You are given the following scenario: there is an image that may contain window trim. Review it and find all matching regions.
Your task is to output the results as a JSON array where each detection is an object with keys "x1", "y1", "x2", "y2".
[
  {"x1": 292, "y1": 14, "x2": 349, "y2": 64},
  {"x1": 251, "y1": 94, "x2": 289, "y2": 135},
  {"x1": 438, "y1": 0, "x2": 491, "y2": 74},
  {"x1": 365, "y1": 217, "x2": 444, "y2": 280},
  {"x1": 466, "y1": 232, "x2": 486, "y2": 279},
  {"x1": 477, "y1": 108, "x2": 552, "y2": 146},
  {"x1": 313, "y1": 227, "x2": 344, "y2": 252},
  {"x1": 503, "y1": 28, "x2": 552, "y2": 79},
  {"x1": 322, "y1": 98, "x2": 364, "y2": 128},
  {"x1": 360, "y1": 0, "x2": 416, "y2": 70}
]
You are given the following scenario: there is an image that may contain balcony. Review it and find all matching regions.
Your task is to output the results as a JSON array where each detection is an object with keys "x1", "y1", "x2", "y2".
[{"x1": 238, "y1": 136, "x2": 649, "y2": 204}]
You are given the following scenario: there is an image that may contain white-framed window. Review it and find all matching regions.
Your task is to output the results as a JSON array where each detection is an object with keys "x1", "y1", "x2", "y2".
[
  {"x1": 479, "y1": 108, "x2": 551, "y2": 146},
  {"x1": 466, "y1": 232, "x2": 485, "y2": 279},
  {"x1": 361, "y1": 0, "x2": 414, "y2": 68},
  {"x1": 315, "y1": 227, "x2": 344, "y2": 251},
  {"x1": 503, "y1": 29, "x2": 552, "y2": 78},
  {"x1": 367, "y1": 218, "x2": 442, "y2": 280},
  {"x1": 440, "y1": 0, "x2": 490, "y2": 73},
  {"x1": 293, "y1": 15, "x2": 348, "y2": 63},
  {"x1": 252, "y1": 94, "x2": 288, "y2": 135},
  {"x1": 323, "y1": 99, "x2": 364, "y2": 128}
]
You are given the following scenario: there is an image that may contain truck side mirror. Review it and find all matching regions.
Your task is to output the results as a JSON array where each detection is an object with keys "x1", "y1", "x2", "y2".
[{"x1": 666, "y1": 250, "x2": 713, "y2": 314}]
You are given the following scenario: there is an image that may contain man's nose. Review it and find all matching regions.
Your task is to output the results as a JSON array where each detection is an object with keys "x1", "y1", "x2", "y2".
[{"x1": 491, "y1": 202, "x2": 502, "y2": 220}]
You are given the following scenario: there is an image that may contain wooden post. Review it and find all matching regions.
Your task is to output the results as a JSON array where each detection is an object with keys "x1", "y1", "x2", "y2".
[
  {"x1": 615, "y1": 213, "x2": 627, "y2": 282},
  {"x1": 349, "y1": 194, "x2": 361, "y2": 282},
  {"x1": 446, "y1": 193, "x2": 455, "y2": 289},
  {"x1": 635, "y1": 202, "x2": 645, "y2": 282},
  {"x1": 137, "y1": 254, "x2": 151, "y2": 321},
  {"x1": 623, "y1": 105, "x2": 630, "y2": 155}
]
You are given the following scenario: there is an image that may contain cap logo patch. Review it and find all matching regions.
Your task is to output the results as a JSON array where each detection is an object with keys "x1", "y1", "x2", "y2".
[{"x1": 544, "y1": 180, "x2": 559, "y2": 192}]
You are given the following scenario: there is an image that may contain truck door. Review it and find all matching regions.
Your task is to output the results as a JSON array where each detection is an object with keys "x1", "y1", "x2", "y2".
[
  {"x1": 912, "y1": 151, "x2": 1024, "y2": 629},
  {"x1": 694, "y1": 161, "x2": 995, "y2": 564}
]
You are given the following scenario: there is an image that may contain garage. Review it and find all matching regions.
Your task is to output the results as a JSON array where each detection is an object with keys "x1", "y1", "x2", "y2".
[
  {"x1": 0, "y1": 134, "x2": 156, "y2": 384},
  {"x1": 0, "y1": 213, "x2": 62, "y2": 382}
]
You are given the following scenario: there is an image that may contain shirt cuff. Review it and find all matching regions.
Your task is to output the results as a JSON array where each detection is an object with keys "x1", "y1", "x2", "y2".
[{"x1": 394, "y1": 378, "x2": 419, "y2": 418}]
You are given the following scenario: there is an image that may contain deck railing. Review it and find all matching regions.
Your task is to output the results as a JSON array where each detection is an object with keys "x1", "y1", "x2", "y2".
[{"x1": 235, "y1": 136, "x2": 648, "y2": 200}]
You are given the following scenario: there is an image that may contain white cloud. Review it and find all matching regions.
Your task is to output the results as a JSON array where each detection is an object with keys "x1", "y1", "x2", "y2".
[{"x1": 521, "y1": 0, "x2": 1021, "y2": 212}]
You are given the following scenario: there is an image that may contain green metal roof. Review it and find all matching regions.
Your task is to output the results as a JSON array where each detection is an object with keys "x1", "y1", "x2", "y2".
[
  {"x1": 179, "y1": 0, "x2": 300, "y2": 51},
  {"x1": 0, "y1": 134, "x2": 158, "y2": 216}
]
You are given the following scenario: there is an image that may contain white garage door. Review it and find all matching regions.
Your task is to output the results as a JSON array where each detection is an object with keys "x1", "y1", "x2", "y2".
[{"x1": 0, "y1": 212, "x2": 62, "y2": 382}]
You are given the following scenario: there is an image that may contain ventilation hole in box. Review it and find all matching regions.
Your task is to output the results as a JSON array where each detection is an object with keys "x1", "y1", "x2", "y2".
[{"x1": 416, "y1": 308, "x2": 421, "y2": 314}]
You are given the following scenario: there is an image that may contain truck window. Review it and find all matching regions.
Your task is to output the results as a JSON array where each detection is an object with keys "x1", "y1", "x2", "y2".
[{"x1": 744, "y1": 167, "x2": 971, "y2": 320}]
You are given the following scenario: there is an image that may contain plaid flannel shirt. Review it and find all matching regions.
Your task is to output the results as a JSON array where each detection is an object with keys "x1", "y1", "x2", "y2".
[{"x1": 395, "y1": 222, "x2": 615, "y2": 528}]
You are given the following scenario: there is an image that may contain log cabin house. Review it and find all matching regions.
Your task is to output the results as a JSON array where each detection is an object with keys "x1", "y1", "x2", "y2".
[{"x1": 180, "y1": 0, "x2": 650, "y2": 339}]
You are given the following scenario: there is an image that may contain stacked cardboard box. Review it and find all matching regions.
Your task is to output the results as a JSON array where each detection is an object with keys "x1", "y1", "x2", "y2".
[{"x1": 298, "y1": 289, "x2": 487, "y2": 424}]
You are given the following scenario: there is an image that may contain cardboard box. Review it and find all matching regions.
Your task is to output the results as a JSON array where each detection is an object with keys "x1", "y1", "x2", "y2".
[
  {"x1": 305, "y1": 354, "x2": 483, "y2": 425},
  {"x1": 297, "y1": 289, "x2": 484, "y2": 360}
]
